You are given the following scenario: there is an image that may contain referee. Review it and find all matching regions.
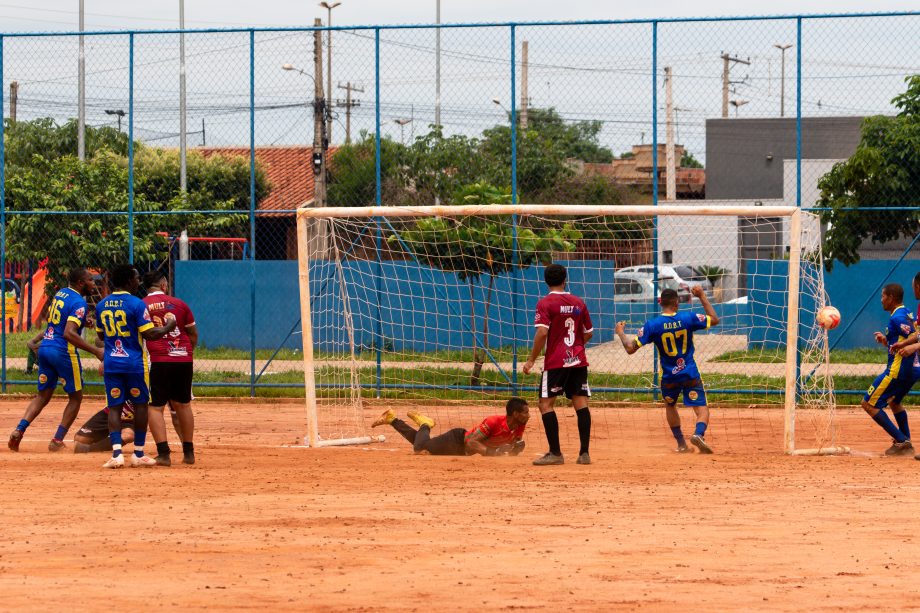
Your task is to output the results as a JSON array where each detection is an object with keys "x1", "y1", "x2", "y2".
[{"x1": 142, "y1": 271, "x2": 198, "y2": 466}]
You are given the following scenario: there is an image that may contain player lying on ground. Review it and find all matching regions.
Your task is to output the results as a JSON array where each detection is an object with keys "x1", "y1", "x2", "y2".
[
  {"x1": 96, "y1": 264, "x2": 177, "y2": 469},
  {"x1": 8, "y1": 268, "x2": 104, "y2": 452},
  {"x1": 142, "y1": 270, "x2": 199, "y2": 466},
  {"x1": 73, "y1": 401, "x2": 136, "y2": 453},
  {"x1": 522, "y1": 263, "x2": 594, "y2": 466},
  {"x1": 371, "y1": 397, "x2": 530, "y2": 456},
  {"x1": 615, "y1": 285, "x2": 719, "y2": 454},
  {"x1": 861, "y1": 283, "x2": 919, "y2": 456}
]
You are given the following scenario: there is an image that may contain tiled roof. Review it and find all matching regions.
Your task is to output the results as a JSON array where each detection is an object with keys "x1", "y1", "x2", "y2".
[{"x1": 196, "y1": 146, "x2": 336, "y2": 213}]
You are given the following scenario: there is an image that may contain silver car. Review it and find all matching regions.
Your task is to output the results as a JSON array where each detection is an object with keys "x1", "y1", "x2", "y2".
[
  {"x1": 613, "y1": 271, "x2": 691, "y2": 303},
  {"x1": 616, "y1": 265, "x2": 713, "y2": 300}
]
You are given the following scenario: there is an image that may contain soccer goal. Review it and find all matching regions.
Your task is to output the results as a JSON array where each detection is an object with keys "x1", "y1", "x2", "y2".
[{"x1": 296, "y1": 204, "x2": 845, "y2": 455}]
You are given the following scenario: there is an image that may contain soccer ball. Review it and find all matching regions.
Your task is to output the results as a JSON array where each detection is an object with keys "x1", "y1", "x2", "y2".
[{"x1": 817, "y1": 305, "x2": 841, "y2": 330}]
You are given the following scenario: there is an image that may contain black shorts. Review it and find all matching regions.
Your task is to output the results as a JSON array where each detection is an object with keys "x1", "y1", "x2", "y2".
[
  {"x1": 150, "y1": 362, "x2": 194, "y2": 406},
  {"x1": 540, "y1": 367, "x2": 590, "y2": 399},
  {"x1": 76, "y1": 409, "x2": 134, "y2": 444}
]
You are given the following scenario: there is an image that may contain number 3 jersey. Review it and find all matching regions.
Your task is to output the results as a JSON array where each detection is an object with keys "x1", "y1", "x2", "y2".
[
  {"x1": 636, "y1": 311, "x2": 712, "y2": 382},
  {"x1": 41, "y1": 287, "x2": 88, "y2": 354},
  {"x1": 534, "y1": 291, "x2": 593, "y2": 370},
  {"x1": 96, "y1": 291, "x2": 154, "y2": 374}
]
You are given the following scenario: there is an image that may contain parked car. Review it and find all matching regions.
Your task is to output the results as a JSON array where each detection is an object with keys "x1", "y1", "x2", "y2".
[
  {"x1": 616, "y1": 264, "x2": 713, "y2": 300},
  {"x1": 613, "y1": 272, "x2": 691, "y2": 303}
]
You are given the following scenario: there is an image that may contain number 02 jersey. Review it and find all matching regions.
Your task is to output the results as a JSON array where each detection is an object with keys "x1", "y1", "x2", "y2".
[
  {"x1": 636, "y1": 311, "x2": 712, "y2": 382},
  {"x1": 534, "y1": 291, "x2": 593, "y2": 369},
  {"x1": 96, "y1": 291, "x2": 154, "y2": 374}
]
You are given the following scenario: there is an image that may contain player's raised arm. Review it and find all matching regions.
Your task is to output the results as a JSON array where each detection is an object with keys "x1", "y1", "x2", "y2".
[
  {"x1": 615, "y1": 321, "x2": 640, "y2": 355},
  {"x1": 690, "y1": 285, "x2": 719, "y2": 326}
]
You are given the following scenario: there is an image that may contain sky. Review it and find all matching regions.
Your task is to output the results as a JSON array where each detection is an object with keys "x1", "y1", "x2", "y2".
[
  {"x1": 0, "y1": 1, "x2": 918, "y2": 176},
  {"x1": 0, "y1": 1, "x2": 917, "y2": 33}
]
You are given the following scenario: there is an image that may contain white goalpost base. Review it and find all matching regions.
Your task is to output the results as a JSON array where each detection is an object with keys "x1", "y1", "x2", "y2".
[{"x1": 296, "y1": 203, "x2": 841, "y2": 454}]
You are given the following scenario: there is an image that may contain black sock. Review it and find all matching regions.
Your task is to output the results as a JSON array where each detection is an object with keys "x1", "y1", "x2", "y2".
[
  {"x1": 182, "y1": 441, "x2": 195, "y2": 454},
  {"x1": 156, "y1": 441, "x2": 171, "y2": 456},
  {"x1": 576, "y1": 407, "x2": 591, "y2": 455},
  {"x1": 541, "y1": 411, "x2": 561, "y2": 456}
]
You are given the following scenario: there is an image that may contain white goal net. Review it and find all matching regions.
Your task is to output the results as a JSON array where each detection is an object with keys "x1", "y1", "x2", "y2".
[{"x1": 296, "y1": 204, "x2": 841, "y2": 455}]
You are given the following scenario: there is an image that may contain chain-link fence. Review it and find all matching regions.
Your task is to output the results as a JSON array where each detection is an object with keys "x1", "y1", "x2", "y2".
[{"x1": 0, "y1": 12, "x2": 918, "y2": 397}]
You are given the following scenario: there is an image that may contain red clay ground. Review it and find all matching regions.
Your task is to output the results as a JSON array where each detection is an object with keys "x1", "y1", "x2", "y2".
[{"x1": 1, "y1": 397, "x2": 918, "y2": 612}]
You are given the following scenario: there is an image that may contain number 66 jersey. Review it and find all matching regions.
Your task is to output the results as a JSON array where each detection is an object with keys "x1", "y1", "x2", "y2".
[{"x1": 534, "y1": 291, "x2": 593, "y2": 369}]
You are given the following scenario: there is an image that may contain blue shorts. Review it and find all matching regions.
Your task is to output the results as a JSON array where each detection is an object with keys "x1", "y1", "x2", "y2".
[
  {"x1": 864, "y1": 372, "x2": 915, "y2": 409},
  {"x1": 103, "y1": 371, "x2": 150, "y2": 407},
  {"x1": 37, "y1": 347, "x2": 83, "y2": 394},
  {"x1": 661, "y1": 377, "x2": 707, "y2": 407}
]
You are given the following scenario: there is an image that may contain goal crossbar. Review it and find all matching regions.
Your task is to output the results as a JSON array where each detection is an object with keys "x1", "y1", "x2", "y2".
[{"x1": 297, "y1": 204, "x2": 800, "y2": 219}]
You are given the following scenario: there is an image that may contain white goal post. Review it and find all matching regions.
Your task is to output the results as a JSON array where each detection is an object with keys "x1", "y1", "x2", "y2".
[{"x1": 296, "y1": 204, "x2": 843, "y2": 454}]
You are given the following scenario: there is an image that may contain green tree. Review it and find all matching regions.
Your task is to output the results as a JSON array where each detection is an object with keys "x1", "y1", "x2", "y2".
[
  {"x1": 391, "y1": 186, "x2": 582, "y2": 384},
  {"x1": 680, "y1": 151, "x2": 703, "y2": 168},
  {"x1": 818, "y1": 75, "x2": 920, "y2": 269}
]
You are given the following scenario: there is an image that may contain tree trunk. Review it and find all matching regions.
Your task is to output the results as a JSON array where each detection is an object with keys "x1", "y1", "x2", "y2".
[{"x1": 470, "y1": 275, "x2": 494, "y2": 385}]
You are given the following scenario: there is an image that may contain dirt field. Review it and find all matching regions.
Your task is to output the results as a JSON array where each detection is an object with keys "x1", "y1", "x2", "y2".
[{"x1": 2, "y1": 397, "x2": 919, "y2": 612}]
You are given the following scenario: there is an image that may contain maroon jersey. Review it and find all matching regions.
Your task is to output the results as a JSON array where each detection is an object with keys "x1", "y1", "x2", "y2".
[
  {"x1": 534, "y1": 291, "x2": 593, "y2": 370},
  {"x1": 142, "y1": 292, "x2": 195, "y2": 363},
  {"x1": 464, "y1": 415, "x2": 526, "y2": 448}
]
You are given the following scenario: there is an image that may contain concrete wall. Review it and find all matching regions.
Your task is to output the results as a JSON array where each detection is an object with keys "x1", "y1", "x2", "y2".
[
  {"x1": 705, "y1": 116, "x2": 864, "y2": 200},
  {"x1": 174, "y1": 257, "x2": 919, "y2": 353}
]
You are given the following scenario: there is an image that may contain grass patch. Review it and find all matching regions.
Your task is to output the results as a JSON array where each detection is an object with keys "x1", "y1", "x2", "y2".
[{"x1": 711, "y1": 346, "x2": 886, "y2": 364}]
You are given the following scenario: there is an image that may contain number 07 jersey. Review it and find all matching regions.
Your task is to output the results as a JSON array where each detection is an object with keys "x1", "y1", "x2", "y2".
[
  {"x1": 636, "y1": 311, "x2": 711, "y2": 382},
  {"x1": 534, "y1": 291, "x2": 593, "y2": 369},
  {"x1": 96, "y1": 291, "x2": 154, "y2": 374}
]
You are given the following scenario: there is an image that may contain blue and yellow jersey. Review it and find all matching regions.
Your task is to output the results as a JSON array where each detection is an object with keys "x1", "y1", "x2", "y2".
[
  {"x1": 41, "y1": 287, "x2": 88, "y2": 354},
  {"x1": 636, "y1": 311, "x2": 712, "y2": 381},
  {"x1": 96, "y1": 291, "x2": 154, "y2": 374},
  {"x1": 883, "y1": 305, "x2": 916, "y2": 381}
]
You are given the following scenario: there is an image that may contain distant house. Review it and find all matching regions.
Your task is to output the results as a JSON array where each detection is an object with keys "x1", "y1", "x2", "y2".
[
  {"x1": 582, "y1": 144, "x2": 705, "y2": 198},
  {"x1": 196, "y1": 146, "x2": 336, "y2": 260}
]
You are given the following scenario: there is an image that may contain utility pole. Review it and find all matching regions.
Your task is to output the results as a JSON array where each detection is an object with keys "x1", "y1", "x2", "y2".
[
  {"x1": 435, "y1": 0, "x2": 441, "y2": 129},
  {"x1": 9, "y1": 82, "x2": 18, "y2": 122},
  {"x1": 78, "y1": 0, "x2": 85, "y2": 160},
  {"x1": 313, "y1": 17, "x2": 326, "y2": 209},
  {"x1": 179, "y1": 0, "x2": 188, "y2": 192},
  {"x1": 664, "y1": 66, "x2": 676, "y2": 201},
  {"x1": 319, "y1": 2, "x2": 341, "y2": 144},
  {"x1": 336, "y1": 81, "x2": 363, "y2": 144},
  {"x1": 201, "y1": 117, "x2": 206, "y2": 146},
  {"x1": 520, "y1": 40, "x2": 529, "y2": 130},
  {"x1": 774, "y1": 43, "x2": 793, "y2": 117},
  {"x1": 721, "y1": 52, "x2": 750, "y2": 118}
]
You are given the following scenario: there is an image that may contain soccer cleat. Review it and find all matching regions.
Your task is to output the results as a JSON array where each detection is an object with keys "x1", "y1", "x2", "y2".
[
  {"x1": 576, "y1": 452, "x2": 591, "y2": 465},
  {"x1": 103, "y1": 455, "x2": 125, "y2": 469},
  {"x1": 884, "y1": 440, "x2": 914, "y2": 456},
  {"x1": 371, "y1": 409, "x2": 396, "y2": 428},
  {"x1": 8, "y1": 429, "x2": 23, "y2": 452},
  {"x1": 48, "y1": 439, "x2": 66, "y2": 452},
  {"x1": 183, "y1": 452, "x2": 195, "y2": 465},
  {"x1": 676, "y1": 443, "x2": 692, "y2": 454},
  {"x1": 154, "y1": 454, "x2": 172, "y2": 467},
  {"x1": 690, "y1": 434, "x2": 714, "y2": 454},
  {"x1": 406, "y1": 411, "x2": 435, "y2": 429},
  {"x1": 130, "y1": 455, "x2": 157, "y2": 467},
  {"x1": 532, "y1": 452, "x2": 564, "y2": 466}
]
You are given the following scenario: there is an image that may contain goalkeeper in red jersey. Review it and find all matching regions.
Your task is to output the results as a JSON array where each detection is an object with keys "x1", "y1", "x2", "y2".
[{"x1": 371, "y1": 397, "x2": 529, "y2": 456}]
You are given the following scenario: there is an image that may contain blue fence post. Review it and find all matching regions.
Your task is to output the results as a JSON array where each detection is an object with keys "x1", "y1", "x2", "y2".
[
  {"x1": 1, "y1": 35, "x2": 6, "y2": 393},
  {"x1": 249, "y1": 29, "x2": 257, "y2": 397},
  {"x1": 128, "y1": 32, "x2": 135, "y2": 264},
  {"x1": 651, "y1": 20, "x2": 659, "y2": 399},
  {"x1": 510, "y1": 25, "x2": 519, "y2": 395},
  {"x1": 374, "y1": 27, "x2": 382, "y2": 398},
  {"x1": 794, "y1": 16, "x2": 803, "y2": 401}
]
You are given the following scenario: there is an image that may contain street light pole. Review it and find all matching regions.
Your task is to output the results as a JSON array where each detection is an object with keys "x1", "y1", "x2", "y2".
[
  {"x1": 319, "y1": 1, "x2": 341, "y2": 145},
  {"x1": 105, "y1": 109, "x2": 126, "y2": 133},
  {"x1": 179, "y1": 0, "x2": 188, "y2": 192},
  {"x1": 78, "y1": 0, "x2": 85, "y2": 160},
  {"x1": 774, "y1": 43, "x2": 793, "y2": 118},
  {"x1": 394, "y1": 118, "x2": 412, "y2": 145}
]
